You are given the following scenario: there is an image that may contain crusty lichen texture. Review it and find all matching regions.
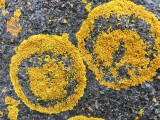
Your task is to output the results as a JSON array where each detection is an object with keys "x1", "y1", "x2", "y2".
[
  {"x1": 82, "y1": 0, "x2": 87, "y2": 4},
  {"x1": 0, "y1": 0, "x2": 5, "y2": 8},
  {"x1": 10, "y1": 34, "x2": 86, "y2": 114},
  {"x1": 0, "y1": 111, "x2": 3, "y2": 116},
  {"x1": 76, "y1": 0, "x2": 160, "y2": 90},
  {"x1": 68, "y1": 115, "x2": 104, "y2": 120},
  {"x1": 2, "y1": 10, "x2": 9, "y2": 16},
  {"x1": 7, "y1": 9, "x2": 22, "y2": 36},
  {"x1": 139, "y1": 109, "x2": 144, "y2": 117},
  {"x1": 5, "y1": 97, "x2": 20, "y2": 120},
  {"x1": 85, "y1": 3, "x2": 92, "y2": 12}
]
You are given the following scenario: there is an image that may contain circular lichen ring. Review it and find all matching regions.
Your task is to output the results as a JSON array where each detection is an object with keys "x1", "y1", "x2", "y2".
[
  {"x1": 68, "y1": 115, "x2": 104, "y2": 120},
  {"x1": 76, "y1": 0, "x2": 160, "y2": 90},
  {"x1": 10, "y1": 34, "x2": 86, "y2": 114}
]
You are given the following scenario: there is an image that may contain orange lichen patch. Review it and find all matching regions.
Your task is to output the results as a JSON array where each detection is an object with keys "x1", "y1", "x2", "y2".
[
  {"x1": 0, "y1": 0, "x2": 5, "y2": 8},
  {"x1": 68, "y1": 115, "x2": 104, "y2": 120},
  {"x1": 134, "y1": 117, "x2": 139, "y2": 120},
  {"x1": 85, "y1": 3, "x2": 92, "y2": 12},
  {"x1": 157, "y1": 75, "x2": 160, "y2": 79},
  {"x1": 10, "y1": 34, "x2": 86, "y2": 114},
  {"x1": 139, "y1": 109, "x2": 144, "y2": 116},
  {"x1": 1, "y1": 89, "x2": 6, "y2": 93},
  {"x1": 61, "y1": 4, "x2": 65, "y2": 7},
  {"x1": 63, "y1": 19, "x2": 68, "y2": 23},
  {"x1": 76, "y1": 0, "x2": 160, "y2": 90},
  {"x1": 82, "y1": 0, "x2": 87, "y2": 4},
  {"x1": 7, "y1": 17, "x2": 22, "y2": 36},
  {"x1": 28, "y1": 7, "x2": 32, "y2": 11},
  {"x1": 5, "y1": 97, "x2": 19, "y2": 120},
  {"x1": 0, "y1": 111, "x2": 3, "y2": 116},
  {"x1": 152, "y1": 98, "x2": 157, "y2": 103},
  {"x1": 82, "y1": 107, "x2": 85, "y2": 111},
  {"x1": 2, "y1": 10, "x2": 9, "y2": 16},
  {"x1": 7, "y1": 9, "x2": 22, "y2": 36},
  {"x1": 88, "y1": 107, "x2": 93, "y2": 112}
]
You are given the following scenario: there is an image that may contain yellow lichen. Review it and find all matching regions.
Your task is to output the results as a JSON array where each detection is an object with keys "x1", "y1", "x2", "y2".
[
  {"x1": 10, "y1": 34, "x2": 86, "y2": 114},
  {"x1": 85, "y1": 3, "x2": 92, "y2": 12},
  {"x1": 5, "y1": 97, "x2": 20, "y2": 120},
  {"x1": 68, "y1": 115, "x2": 104, "y2": 120},
  {"x1": 139, "y1": 109, "x2": 144, "y2": 117},
  {"x1": 152, "y1": 98, "x2": 157, "y2": 103},
  {"x1": 13, "y1": 9, "x2": 21, "y2": 18},
  {"x1": 96, "y1": 30, "x2": 152, "y2": 90},
  {"x1": 76, "y1": 0, "x2": 160, "y2": 90},
  {"x1": 70, "y1": 4, "x2": 74, "y2": 8},
  {"x1": 82, "y1": 0, "x2": 87, "y2": 4},
  {"x1": 27, "y1": 61, "x2": 67, "y2": 101},
  {"x1": 48, "y1": 19, "x2": 52, "y2": 23},
  {"x1": 27, "y1": 2, "x2": 31, "y2": 5},
  {"x1": 0, "y1": 111, "x2": 3, "y2": 116},
  {"x1": 2, "y1": 10, "x2": 9, "y2": 16},
  {"x1": 7, "y1": 9, "x2": 22, "y2": 36},
  {"x1": 0, "y1": 0, "x2": 5, "y2": 8},
  {"x1": 10, "y1": 39, "x2": 14, "y2": 43}
]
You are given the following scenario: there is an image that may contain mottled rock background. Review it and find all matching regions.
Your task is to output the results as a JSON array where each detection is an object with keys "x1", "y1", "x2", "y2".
[{"x1": 0, "y1": 0, "x2": 160, "y2": 120}]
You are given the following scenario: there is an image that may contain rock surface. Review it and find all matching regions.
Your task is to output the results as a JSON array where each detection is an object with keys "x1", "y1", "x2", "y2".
[{"x1": 0, "y1": 0, "x2": 160, "y2": 120}]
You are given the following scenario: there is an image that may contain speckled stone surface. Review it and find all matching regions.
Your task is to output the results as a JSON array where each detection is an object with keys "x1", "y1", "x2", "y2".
[{"x1": 0, "y1": 0, "x2": 160, "y2": 120}]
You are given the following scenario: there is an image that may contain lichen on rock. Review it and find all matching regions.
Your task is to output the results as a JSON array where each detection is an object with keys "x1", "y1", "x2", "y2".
[
  {"x1": 10, "y1": 33, "x2": 86, "y2": 114},
  {"x1": 76, "y1": 0, "x2": 160, "y2": 90},
  {"x1": 7, "y1": 9, "x2": 22, "y2": 36},
  {"x1": 5, "y1": 97, "x2": 20, "y2": 120},
  {"x1": 68, "y1": 115, "x2": 104, "y2": 120}
]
